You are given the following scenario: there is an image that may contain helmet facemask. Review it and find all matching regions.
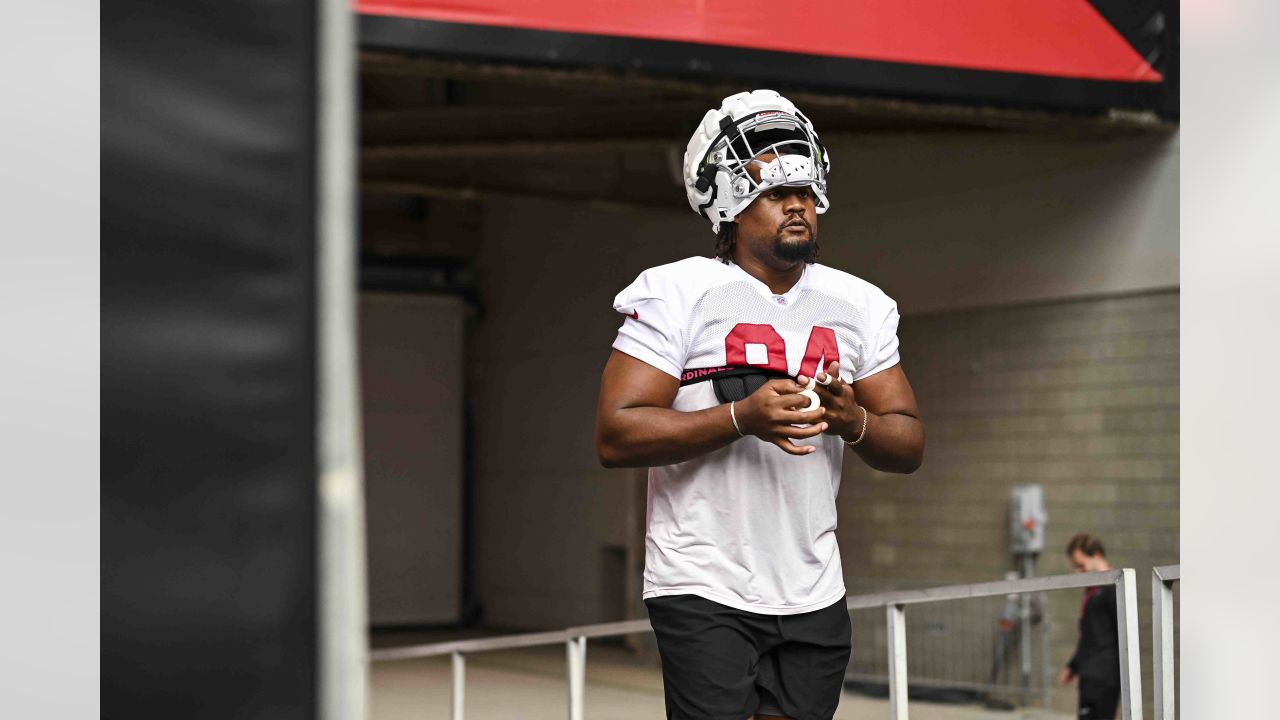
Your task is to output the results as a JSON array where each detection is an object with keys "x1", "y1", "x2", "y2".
[{"x1": 701, "y1": 111, "x2": 830, "y2": 225}]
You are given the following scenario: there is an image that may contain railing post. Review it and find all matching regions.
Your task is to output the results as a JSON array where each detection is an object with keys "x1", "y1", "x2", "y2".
[
  {"x1": 567, "y1": 635, "x2": 586, "y2": 720},
  {"x1": 1115, "y1": 569, "x2": 1144, "y2": 720},
  {"x1": 1153, "y1": 567, "x2": 1177, "y2": 720},
  {"x1": 886, "y1": 603, "x2": 909, "y2": 720},
  {"x1": 1040, "y1": 588, "x2": 1053, "y2": 710},
  {"x1": 450, "y1": 651, "x2": 465, "y2": 720}
]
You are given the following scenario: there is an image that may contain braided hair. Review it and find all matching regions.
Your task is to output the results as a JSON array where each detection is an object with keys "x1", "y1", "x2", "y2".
[{"x1": 713, "y1": 222, "x2": 737, "y2": 264}]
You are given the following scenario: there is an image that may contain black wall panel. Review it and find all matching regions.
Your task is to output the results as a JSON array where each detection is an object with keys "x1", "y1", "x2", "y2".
[{"x1": 103, "y1": 1, "x2": 319, "y2": 717}]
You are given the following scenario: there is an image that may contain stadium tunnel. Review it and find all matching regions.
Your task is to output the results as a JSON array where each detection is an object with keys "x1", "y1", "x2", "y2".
[
  {"x1": 104, "y1": 1, "x2": 1180, "y2": 718},
  {"x1": 356, "y1": 4, "x2": 1179, "y2": 716}
]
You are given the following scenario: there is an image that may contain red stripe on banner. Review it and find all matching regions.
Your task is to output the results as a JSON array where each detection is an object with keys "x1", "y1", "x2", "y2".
[{"x1": 355, "y1": 0, "x2": 1162, "y2": 82}]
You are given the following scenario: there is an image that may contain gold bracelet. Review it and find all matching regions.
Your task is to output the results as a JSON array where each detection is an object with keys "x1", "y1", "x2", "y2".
[{"x1": 844, "y1": 406, "x2": 869, "y2": 446}]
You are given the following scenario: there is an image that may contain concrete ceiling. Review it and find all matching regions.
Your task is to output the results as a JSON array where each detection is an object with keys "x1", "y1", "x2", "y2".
[{"x1": 358, "y1": 51, "x2": 1173, "y2": 261}]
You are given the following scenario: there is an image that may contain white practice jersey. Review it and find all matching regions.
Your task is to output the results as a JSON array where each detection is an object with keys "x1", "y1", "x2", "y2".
[{"x1": 611, "y1": 257, "x2": 902, "y2": 615}]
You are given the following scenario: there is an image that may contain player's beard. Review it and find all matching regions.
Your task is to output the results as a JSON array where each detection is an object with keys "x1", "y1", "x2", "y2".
[{"x1": 771, "y1": 220, "x2": 819, "y2": 263}]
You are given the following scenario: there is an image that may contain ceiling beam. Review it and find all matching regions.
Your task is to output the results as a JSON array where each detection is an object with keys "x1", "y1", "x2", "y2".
[
  {"x1": 362, "y1": 179, "x2": 678, "y2": 211},
  {"x1": 362, "y1": 137, "x2": 680, "y2": 162},
  {"x1": 363, "y1": 100, "x2": 709, "y2": 144},
  {"x1": 360, "y1": 52, "x2": 1174, "y2": 136},
  {"x1": 360, "y1": 99, "x2": 995, "y2": 147}
]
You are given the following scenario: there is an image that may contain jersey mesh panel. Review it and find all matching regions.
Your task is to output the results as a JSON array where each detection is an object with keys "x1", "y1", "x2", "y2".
[{"x1": 685, "y1": 282, "x2": 871, "y2": 373}]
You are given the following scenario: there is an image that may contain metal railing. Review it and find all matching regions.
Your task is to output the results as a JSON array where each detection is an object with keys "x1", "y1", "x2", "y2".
[
  {"x1": 844, "y1": 569, "x2": 1143, "y2": 720},
  {"x1": 1152, "y1": 565, "x2": 1179, "y2": 720},
  {"x1": 842, "y1": 575, "x2": 1053, "y2": 706},
  {"x1": 369, "y1": 619, "x2": 653, "y2": 720},
  {"x1": 370, "y1": 569, "x2": 1146, "y2": 720}
]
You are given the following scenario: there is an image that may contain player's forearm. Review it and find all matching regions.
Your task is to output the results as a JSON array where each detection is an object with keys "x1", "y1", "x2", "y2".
[
  {"x1": 846, "y1": 410, "x2": 924, "y2": 473},
  {"x1": 596, "y1": 404, "x2": 740, "y2": 468}
]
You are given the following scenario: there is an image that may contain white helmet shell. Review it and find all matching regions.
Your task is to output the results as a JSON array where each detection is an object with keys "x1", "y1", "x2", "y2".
[{"x1": 683, "y1": 89, "x2": 831, "y2": 232}]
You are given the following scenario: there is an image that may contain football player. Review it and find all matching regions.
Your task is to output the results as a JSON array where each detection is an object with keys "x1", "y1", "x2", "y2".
[{"x1": 595, "y1": 89, "x2": 925, "y2": 720}]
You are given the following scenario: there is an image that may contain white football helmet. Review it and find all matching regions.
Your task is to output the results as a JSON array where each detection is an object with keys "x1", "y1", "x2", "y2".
[{"x1": 683, "y1": 89, "x2": 830, "y2": 232}]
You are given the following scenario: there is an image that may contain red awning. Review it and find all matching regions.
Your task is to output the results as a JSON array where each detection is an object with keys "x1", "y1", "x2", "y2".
[{"x1": 357, "y1": 0, "x2": 1161, "y2": 83}]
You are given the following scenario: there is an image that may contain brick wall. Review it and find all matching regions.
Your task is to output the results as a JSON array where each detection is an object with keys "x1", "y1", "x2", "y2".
[{"x1": 838, "y1": 289, "x2": 1179, "y2": 712}]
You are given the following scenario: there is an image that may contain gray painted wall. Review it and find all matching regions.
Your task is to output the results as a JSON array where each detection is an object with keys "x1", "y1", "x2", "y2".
[
  {"x1": 362, "y1": 293, "x2": 465, "y2": 625},
  {"x1": 817, "y1": 131, "x2": 1178, "y2": 313},
  {"x1": 844, "y1": 290, "x2": 1178, "y2": 711}
]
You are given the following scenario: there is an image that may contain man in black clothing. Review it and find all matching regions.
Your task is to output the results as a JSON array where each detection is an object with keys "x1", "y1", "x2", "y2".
[{"x1": 1058, "y1": 534, "x2": 1120, "y2": 719}]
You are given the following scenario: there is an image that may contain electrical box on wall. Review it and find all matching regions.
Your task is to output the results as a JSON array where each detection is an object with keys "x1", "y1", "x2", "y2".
[{"x1": 1009, "y1": 484, "x2": 1047, "y2": 554}]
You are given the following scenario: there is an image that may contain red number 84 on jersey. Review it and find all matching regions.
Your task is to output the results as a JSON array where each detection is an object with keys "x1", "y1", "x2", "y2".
[{"x1": 725, "y1": 323, "x2": 839, "y2": 379}]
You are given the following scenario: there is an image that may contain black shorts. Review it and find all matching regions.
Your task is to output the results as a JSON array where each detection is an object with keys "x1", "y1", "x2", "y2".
[{"x1": 644, "y1": 594, "x2": 852, "y2": 720}]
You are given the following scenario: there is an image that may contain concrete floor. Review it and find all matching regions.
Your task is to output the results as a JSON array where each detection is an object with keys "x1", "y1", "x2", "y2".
[{"x1": 370, "y1": 639, "x2": 1071, "y2": 720}]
